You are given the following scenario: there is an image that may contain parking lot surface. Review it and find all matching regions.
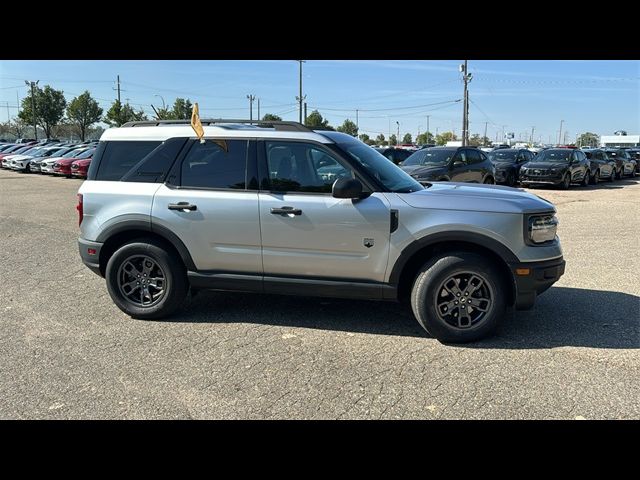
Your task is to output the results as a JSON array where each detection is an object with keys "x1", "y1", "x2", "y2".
[{"x1": 0, "y1": 169, "x2": 638, "y2": 419}]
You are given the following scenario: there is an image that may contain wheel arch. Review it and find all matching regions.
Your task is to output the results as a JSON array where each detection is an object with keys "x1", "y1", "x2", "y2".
[
  {"x1": 389, "y1": 232, "x2": 517, "y2": 306},
  {"x1": 96, "y1": 221, "x2": 196, "y2": 276}
]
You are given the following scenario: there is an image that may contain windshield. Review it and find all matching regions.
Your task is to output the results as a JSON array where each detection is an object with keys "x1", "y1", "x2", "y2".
[
  {"x1": 331, "y1": 139, "x2": 423, "y2": 193},
  {"x1": 74, "y1": 148, "x2": 95, "y2": 160},
  {"x1": 63, "y1": 148, "x2": 87, "y2": 158},
  {"x1": 533, "y1": 150, "x2": 572, "y2": 162},
  {"x1": 403, "y1": 149, "x2": 455, "y2": 166},
  {"x1": 488, "y1": 150, "x2": 518, "y2": 162}
]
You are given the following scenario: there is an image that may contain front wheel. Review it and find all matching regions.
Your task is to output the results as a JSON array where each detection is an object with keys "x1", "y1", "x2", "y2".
[
  {"x1": 483, "y1": 176, "x2": 495, "y2": 185},
  {"x1": 410, "y1": 252, "x2": 507, "y2": 343},
  {"x1": 581, "y1": 170, "x2": 590, "y2": 186},
  {"x1": 590, "y1": 170, "x2": 600, "y2": 185},
  {"x1": 105, "y1": 238, "x2": 188, "y2": 319},
  {"x1": 560, "y1": 173, "x2": 571, "y2": 189},
  {"x1": 608, "y1": 169, "x2": 615, "y2": 182},
  {"x1": 616, "y1": 168, "x2": 622, "y2": 180}
]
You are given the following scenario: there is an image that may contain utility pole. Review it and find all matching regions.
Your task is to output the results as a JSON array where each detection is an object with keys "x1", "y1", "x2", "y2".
[
  {"x1": 257, "y1": 98, "x2": 260, "y2": 121},
  {"x1": 304, "y1": 102, "x2": 307, "y2": 123},
  {"x1": 502, "y1": 125, "x2": 507, "y2": 143},
  {"x1": 460, "y1": 60, "x2": 472, "y2": 146},
  {"x1": 483, "y1": 121, "x2": 488, "y2": 146},
  {"x1": 25, "y1": 80, "x2": 39, "y2": 140},
  {"x1": 530, "y1": 126, "x2": 535, "y2": 145},
  {"x1": 564, "y1": 130, "x2": 569, "y2": 145},
  {"x1": 396, "y1": 121, "x2": 400, "y2": 144},
  {"x1": 247, "y1": 94, "x2": 255, "y2": 123},
  {"x1": 426, "y1": 115, "x2": 431, "y2": 142},
  {"x1": 115, "y1": 75, "x2": 121, "y2": 103},
  {"x1": 296, "y1": 60, "x2": 306, "y2": 124},
  {"x1": 558, "y1": 119, "x2": 564, "y2": 145},
  {"x1": 356, "y1": 109, "x2": 359, "y2": 131}
]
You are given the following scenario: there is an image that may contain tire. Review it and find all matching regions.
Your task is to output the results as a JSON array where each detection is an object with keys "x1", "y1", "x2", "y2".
[
  {"x1": 506, "y1": 172, "x2": 516, "y2": 187},
  {"x1": 632, "y1": 166, "x2": 638, "y2": 178},
  {"x1": 616, "y1": 168, "x2": 622, "y2": 180},
  {"x1": 105, "y1": 238, "x2": 188, "y2": 319},
  {"x1": 581, "y1": 170, "x2": 590, "y2": 187},
  {"x1": 590, "y1": 170, "x2": 600, "y2": 185},
  {"x1": 410, "y1": 252, "x2": 507, "y2": 343},
  {"x1": 483, "y1": 176, "x2": 495, "y2": 185},
  {"x1": 608, "y1": 168, "x2": 615, "y2": 182},
  {"x1": 560, "y1": 173, "x2": 571, "y2": 190}
]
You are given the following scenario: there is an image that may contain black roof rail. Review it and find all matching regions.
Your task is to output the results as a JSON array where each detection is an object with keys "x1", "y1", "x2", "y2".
[{"x1": 120, "y1": 119, "x2": 313, "y2": 133}]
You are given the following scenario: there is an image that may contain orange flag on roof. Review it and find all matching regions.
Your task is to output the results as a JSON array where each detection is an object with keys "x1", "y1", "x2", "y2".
[{"x1": 191, "y1": 102, "x2": 205, "y2": 143}]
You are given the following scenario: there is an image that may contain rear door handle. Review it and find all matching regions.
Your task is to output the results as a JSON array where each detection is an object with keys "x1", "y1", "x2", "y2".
[
  {"x1": 168, "y1": 202, "x2": 197, "y2": 211},
  {"x1": 271, "y1": 206, "x2": 302, "y2": 216}
]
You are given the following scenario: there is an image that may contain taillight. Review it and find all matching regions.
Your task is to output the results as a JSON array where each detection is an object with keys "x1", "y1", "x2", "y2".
[{"x1": 76, "y1": 194, "x2": 83, "y2": 226}]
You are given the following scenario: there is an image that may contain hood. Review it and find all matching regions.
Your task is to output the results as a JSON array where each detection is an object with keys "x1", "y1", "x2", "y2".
[
  {"x1": 56, "y1": 158, "x2": 77, "y2": 165},
  {"x1": 397, "y1": 182, "x2": 555, "y2": 214},
  {"x1": 400, "y1": 164, "x2": 447, "y2": 177},
  {"x1": 492, "y1": 161, "x2": 517, "y2": 169},
  {"x1": 522, "y1": 161, "x2": 568, "y2": 170}
]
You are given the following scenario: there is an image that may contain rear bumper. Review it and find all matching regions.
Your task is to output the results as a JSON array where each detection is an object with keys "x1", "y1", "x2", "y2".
[
  {"x1": 78, "y1": 238, "x2": 103, "y2": 276},
  {"x1": 510, "y1": 257, "x2": 565, "y2": 310}
]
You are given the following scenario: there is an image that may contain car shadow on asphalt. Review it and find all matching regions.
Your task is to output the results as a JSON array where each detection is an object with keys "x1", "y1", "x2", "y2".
[
  {"x1": 524, "y1": 177, "x2": 640, "y2": 191},
  {"x1": 161, "y1": 286, "x2": 639, "y2": 348}
]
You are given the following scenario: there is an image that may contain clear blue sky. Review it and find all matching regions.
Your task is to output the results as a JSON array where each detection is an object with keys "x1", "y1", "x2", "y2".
[{"x1": 1, "y1": 60, "x2": 638, "y2": 143}]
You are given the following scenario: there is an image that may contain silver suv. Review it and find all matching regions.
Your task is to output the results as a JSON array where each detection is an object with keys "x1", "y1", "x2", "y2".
[{"x1": 77, "y1": 120, "x2": 565, "y2": 343}]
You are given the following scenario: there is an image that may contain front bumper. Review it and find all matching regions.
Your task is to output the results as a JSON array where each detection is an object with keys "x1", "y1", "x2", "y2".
[
  {"x1": 510, "y1": 256, "x2": 565, "y2": 310},
  {"x1": 520, "y1": 177, "x2": 563, "y2": 186},
  {"x1": 78, "y1": 238, "x2": 103, "y2": 276}
]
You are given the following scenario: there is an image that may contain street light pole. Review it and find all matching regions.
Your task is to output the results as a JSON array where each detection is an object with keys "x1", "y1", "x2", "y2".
[
  {"x1": 460, "y1": 60, "x2": 472, "y2": 146},
  {"x1": 247, "y1": 94, "x2": 255, "y2": 123},
  {"x1": 396, "y1": 121, "x2": 400, "y2": 145},
  {"x1": 426, "y1": 115, "x2": 430, "y2": 143},
  {"x1": 25, "y1": 80, "x2": 39, "y2": 140},
  {"x1": 296, "y1": 60, "x2": 306, "y2": 124},
  {"x1": 558, "y1": 119, "x2": 564, "y2": 145}
]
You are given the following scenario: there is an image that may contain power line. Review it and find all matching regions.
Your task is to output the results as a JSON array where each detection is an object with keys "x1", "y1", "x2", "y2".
[{"x1": 308, "y1": 99, "x2": 461, "y2": 113}]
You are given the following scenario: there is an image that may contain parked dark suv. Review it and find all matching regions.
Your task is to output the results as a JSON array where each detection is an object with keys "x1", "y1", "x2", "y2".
[
  {"x1": 581, "y1": 149, "x2": 616, "y2": 183},
  {"x1": 604, "y1": 148, "x2": 637, "y2": 179},
  {"x1": 400, "y1": 146, "x2": 495, "y2": 184},
  {"x1": 373, "y1": 147, "x2": 413, "y2": 165},
  {"x1": 520, "y1": 148, "x2": 590, "y2": 189},
  {"x1": 488, "y1": 148, "x2": 534, "y2": 186}
]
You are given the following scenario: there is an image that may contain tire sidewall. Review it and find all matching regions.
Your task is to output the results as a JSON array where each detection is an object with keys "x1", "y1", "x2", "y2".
[
  {"x1": 105, "y1": 240, "x2": 186, "y2": 319},
  {"x1": 411, "y1": 253, "x2": 507, "y2": 343}
]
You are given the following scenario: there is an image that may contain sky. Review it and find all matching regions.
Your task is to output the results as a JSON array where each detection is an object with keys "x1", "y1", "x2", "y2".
[{"x1": 0, "y1": 60, "x2": 638, "y2": 144}]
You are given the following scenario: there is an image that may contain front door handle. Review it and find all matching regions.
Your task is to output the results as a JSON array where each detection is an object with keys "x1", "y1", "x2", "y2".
[
  {"x1": 271, "y1": 206, "x2": 302, "y2": 216},
  {"x1": 168, "y1": 202, "x2": 197, "y2": 211}
]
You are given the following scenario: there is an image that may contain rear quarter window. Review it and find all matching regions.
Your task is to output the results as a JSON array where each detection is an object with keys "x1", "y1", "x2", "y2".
[{"x1": 88, "y1": 141, "x2": 162, "y2": 181}]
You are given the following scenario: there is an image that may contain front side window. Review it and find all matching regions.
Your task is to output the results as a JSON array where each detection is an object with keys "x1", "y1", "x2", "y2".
[
  {"x1": 266, "y1": 141, "x2": 353, "y2": 193},
  {"x1": 180, "y1": 139, "x2": 247, "y2": 189},
  {"x1": 465, "y1": 149, "x2": 482, "y2": 164}
]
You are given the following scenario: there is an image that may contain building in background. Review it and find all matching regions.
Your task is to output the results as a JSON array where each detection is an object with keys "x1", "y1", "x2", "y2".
[{"x1": 600, "y1": 133, "x2": 640, "y2": 148}]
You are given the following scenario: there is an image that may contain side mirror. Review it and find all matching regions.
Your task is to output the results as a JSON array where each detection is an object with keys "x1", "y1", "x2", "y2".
[
  {"x1": 453, "y1": 161, "x2": 464, "y2": 168},
  {"x1": 332, "y1": 177, "x2": 363, "y2": 199}
]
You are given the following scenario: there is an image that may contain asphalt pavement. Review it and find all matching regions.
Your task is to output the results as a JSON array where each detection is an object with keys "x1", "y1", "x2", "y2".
[{"x1": 0, "y1": 169, "x2": 638, "y2": 419}]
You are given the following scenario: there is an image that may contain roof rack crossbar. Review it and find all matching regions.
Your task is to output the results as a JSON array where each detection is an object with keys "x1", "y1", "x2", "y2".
[{"x1": 120, "y1": 119, "x2": 312, "y2": 133}]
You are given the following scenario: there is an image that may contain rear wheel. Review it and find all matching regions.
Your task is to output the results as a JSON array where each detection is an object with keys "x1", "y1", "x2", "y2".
[
  {"x1": 560, "y1": 173, "x2": 571, "y2": 189},
  {"x1": 410, "y1": 252, "x2": 507, "y2": 343},
  {"x1": 590, "y1": 170, "x2": 600, "y2": 185},
  {"x1": 105, "y1": 238, "x2": 188, "y2": 319},
  {"x1": 506, "y1": 172, "x2": 516, "y2": 187},
  {"x1": 608, "y1": 168, "x2": 615, "y2": 182},
  {"x1": 616, "y1": 168, "x2": 622, "y2": 180}
]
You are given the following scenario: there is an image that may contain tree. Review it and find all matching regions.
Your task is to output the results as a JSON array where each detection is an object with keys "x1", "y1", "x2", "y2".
[
  {"x1": 389, "y1": 134, "x2": 397, "y2": 146},
  {"x1": 336, "y1": 119, "x2": 358, "y2": 137},
  {"x1": 18, "y1": 84, "x2": 67, "y2": 138},
  {"x1": 104, "y1": 100, "x2": 148, "y2": 127},
  {"x1": 468, "y1": 134, "x2": 484, "y2": 146},
  {"x1": 359, "y1": 133, "x2": 370, "y2": 143},
  {"x1": 415, "y1": 132, "x2": 435, "y2": 145},
  {"x1": 262, "y1": 113, "x2": 282, "y2": 122},
  {"x1": 435, "y1": 131, "x2": 457, "y2": 145},
  {"x1": 304, "y1": 110, "x2": 333, "y2": 130},
  {"x1": 375, "y1": 133, "x2": 386, "y2": 145},
  {"x1": 66, "y1": 91, "x2": 103, "y2": 141},
  {"x1": 577, "y1": 132, "x2": 599, "y2": 148},
  {"x1": 0, "y1": 119, "x2": 28, "y2": 138},
  {"x1": 402, "y1": 133, "x2": 412, "y2": 144},
  {"x1": 170, "y1": 98, "x2": 193, "y2": 120}
]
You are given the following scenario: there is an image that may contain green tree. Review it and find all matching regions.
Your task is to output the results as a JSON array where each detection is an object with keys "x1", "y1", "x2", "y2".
[
  {"x1": 415, "y1": 132, "x2": 435, "y2": 145},
  {"x1": 262, "y1": 113, "x2": 282, "y2": 122},
  {"x1": 0, "y1": 119, "x2": 28, "y2": 138},
  {"x1": 18, "y1": 84, "x2": 67, "y2": 138},
  {"x1": 170, "y1": 98, "x2": 193, "y2": 120},
  {"x1": 577, "y1": 132, "x2": 599, "y2": 148},
  {"x1": 104, "y1": 100, "x2": 148, "y2": 127},
  {"x1": 359, "y1": 133, "x2": 370, "y2": 143},
  {"x1": 435, "y1": 131, "x2": 457, "y2": 145},
  {"x1": 336, "y1": 119, "x2": 358, "y2": 137},
  {"x1": 375, "y1": 133, "x2": 386, "y2": 145},
  {"x1": 304, "y1": 110, "x2": 333, "y2": 130},
  {"x1": 66, "y1": 91, "x2": 103, "y2": 141},
  {"x1": 389, "y1": 134, "x2": 397, "y2": 146},
  {"x1": 402, "y1": 133, "x2": 412, "y2": 144},
  {"x1": 468, "y1": 134, "x2": 484, "y2": 146}
]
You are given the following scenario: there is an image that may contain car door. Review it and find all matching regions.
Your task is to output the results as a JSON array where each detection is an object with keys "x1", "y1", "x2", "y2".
[
  {"x1": 449, "y1": 150, "x2": 473, "y2": 182},
  {"x1": 463, "y1": 149, "x2": 484, "y2": 182},
  {"x1": 152, "y1": 138, "x2": 262, "y2": 273},
  {"x1": 258, "y1": 140, "x2": 391, "y2": 283}
]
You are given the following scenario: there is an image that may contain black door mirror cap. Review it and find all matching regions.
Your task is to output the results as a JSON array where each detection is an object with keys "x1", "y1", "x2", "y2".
[{"x1": 332, "y1": 177, "x2": 365, "y2": 199}]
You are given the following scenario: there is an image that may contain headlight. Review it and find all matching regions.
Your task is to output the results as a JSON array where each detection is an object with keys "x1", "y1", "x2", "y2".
[
  {"x1": 527, "y1": 214, "x2": 558, "y2": 244},
  {"x1": 550, "y1": 168, "x2": 560, "y2": 174}
]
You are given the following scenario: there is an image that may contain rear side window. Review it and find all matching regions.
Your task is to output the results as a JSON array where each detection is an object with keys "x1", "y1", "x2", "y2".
[
  {"x1": 91, "y1": 141, "x2": 161, "y2": 181},
  {"x1": 179, "y1": 139, "x2": 248, "y2": 189},
  {"x1": 121, "y1": 138, "x2": 188, "y2": 183}
]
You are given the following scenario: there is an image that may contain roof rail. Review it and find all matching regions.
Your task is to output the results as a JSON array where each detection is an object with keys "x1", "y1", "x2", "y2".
[{"x1": 120, "y1": 119, "x2": 313, "y2": 133}]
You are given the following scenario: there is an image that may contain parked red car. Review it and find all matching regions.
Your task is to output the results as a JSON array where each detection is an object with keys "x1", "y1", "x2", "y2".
[
  {"x1": 54, "y1": 147, "x2": 95, "y2": 177},
  {"x1": 70, "y1": 158, "x2": 91, "y2": 178}
]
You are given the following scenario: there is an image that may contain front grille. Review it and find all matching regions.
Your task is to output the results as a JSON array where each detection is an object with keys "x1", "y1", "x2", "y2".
[{"x1": 524, "y1": 168, "x2": 549, "y2": 176}]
